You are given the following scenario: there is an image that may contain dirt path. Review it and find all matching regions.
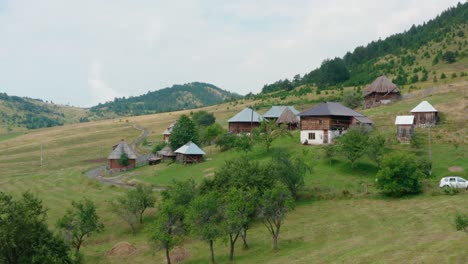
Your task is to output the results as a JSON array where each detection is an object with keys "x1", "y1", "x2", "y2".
[{"x1": 84, "y1": 124, "x2": 164, "y2": 191}]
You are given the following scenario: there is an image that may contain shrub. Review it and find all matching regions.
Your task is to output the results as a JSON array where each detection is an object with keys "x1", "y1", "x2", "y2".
[
  {"x1": 455, "y1": 213, "x2": 468, "y2": 232},
  {"x1": 152, "y1": 141, "x2": 167, "y2": 154}
]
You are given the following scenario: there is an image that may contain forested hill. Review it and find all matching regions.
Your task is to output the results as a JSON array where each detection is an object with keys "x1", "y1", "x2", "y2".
[
  {"x1": 0, "y1": 93, "x2": 87, "y2": 133},
  {"x1": 90, "y1": 82, "x2": 241, "y2": 116},
  {"x1": 261, "y1": 2, "x2": 468, "y2": 94}
]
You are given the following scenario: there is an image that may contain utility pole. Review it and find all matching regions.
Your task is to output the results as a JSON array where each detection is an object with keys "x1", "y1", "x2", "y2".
[{"x1": 428, "y1": 126, "x2": 432, "y2": 176}]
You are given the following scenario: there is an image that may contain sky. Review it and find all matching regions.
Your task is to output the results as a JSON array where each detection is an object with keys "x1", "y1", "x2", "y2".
[{"x1": 0, "y1": 0, "x2": 461, "y2": 107}]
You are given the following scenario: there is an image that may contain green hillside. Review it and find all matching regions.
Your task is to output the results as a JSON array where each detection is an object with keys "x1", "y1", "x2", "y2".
[
  {"x1": 89, "y1": 82, "x2": 242, "y2": 117},
  {"x1": 261, "y1": 2, "x2": 468, "y2": 95}
]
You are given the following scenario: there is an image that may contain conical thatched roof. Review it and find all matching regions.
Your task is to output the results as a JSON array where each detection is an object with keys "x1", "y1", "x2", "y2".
[
  {"x1": 276, "y1": 107, "x2": 299, "y2": 124},
  {"x1": 158, "y1": 145, "x2": 176, "y2": 157},
  {"x1": 107, "y1": 140, "x2": 138, "y2": 159},
  {"x1": 364, "y1": 76, "x2": 400, "y2": 96}
]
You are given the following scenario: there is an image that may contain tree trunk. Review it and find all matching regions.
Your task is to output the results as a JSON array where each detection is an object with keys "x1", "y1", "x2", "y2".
[
  {"x1": 129, "y1": 222, "x2": 136, "y2": 234},
  {"x1": 273, "y1": 234, "x2": 278, "y2": 250},
  {"x1": 209, "y1": 240, "x2": 215, "y2": 264},
  {"x1": 165, "y1": 245, "x2": 171, "y2": 264},
  {"x1": 139, "y1": 212, "x2": 144, "y2": 224},
  {"x1": 229, "y1": 240, "x2": 235, "y2": 262},
  {"x1": 241, "y1": 229, "x2": 249, "y2": 250}
]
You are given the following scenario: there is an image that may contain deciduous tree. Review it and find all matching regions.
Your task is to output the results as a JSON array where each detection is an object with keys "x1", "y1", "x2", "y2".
[
  {"x1": 170, "y1": 115, "x2": 198, "y2": 150},
  {"x1": 337, "y1": 126, "x2": 369, "y2": 168}
]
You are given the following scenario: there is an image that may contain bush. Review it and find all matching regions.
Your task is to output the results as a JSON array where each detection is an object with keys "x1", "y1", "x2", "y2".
[
  {"x1": 152, "y1": 142, "x2": 167, "y2": 154},
  {"x1": 455, "y1": 213, "x2": 468, "y2": 232},
  {"x1": 375, "y1": 152, "x2": 426, "y2": 197}
]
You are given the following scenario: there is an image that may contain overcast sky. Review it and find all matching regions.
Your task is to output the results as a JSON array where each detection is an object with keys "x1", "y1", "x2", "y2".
[{"x1": 0, "y1": 0, "x2": 461, "y2": 107}]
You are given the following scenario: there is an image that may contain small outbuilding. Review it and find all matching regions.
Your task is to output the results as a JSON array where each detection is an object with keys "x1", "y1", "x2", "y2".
[
  {"x1": 395, "y1": 115, "x2": 415, "y2": 143},
  {"x1": 364, "y1": 76, "x2": 401, "y2": 108},
  {"x1": 276, "y1": 107, "x2": 300, "y2": 130},
  {"x1": 411, "y1": 101, "x2": 438, "y2": 128},
  {"x1": 157, "y1": 145, "x2": 176, "y2": 161},
  {"x1": 228, "y1": 107, "x2": 263, "y2": 134},
  {"x1": 263, "y1": 106, "x2": 300, "y2": 121},
  {"x1": 162, "y1": 121, "x2": 177, "y2": 142},
  {"x1": 174, "y1": 141, "x2": 206, "y2": 164},
  {"x1": 107, "y1": 139, "x2": 138, "y2": 171}
]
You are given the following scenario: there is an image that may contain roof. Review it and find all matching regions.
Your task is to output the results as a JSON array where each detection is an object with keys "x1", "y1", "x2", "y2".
[
  {"x1": 299, "y1": 102, "x2": 364, "y2": 117},
  {"x1": 410, "y1": 101, "x2": 438, "y2": 113},
  {"x1": 276, "y1": 107, "x2": 299, "y2": 124},
  {"x1": 354, "y1": 116, "x2": 374, "y2": 124},
  {"x1": 158, "y1": 146, "x2": 176, "y2": 156},
  {"x1": 228, "y1": 107, "x2": 263, "y2": 123},
  {"x1": 395, "y1": 115, "x2": 415, "y2": 125},
  {"x1": 364, "y1": 76, "x2": 400, "y2": 96},
  {"x1": 162, "y1": 121, "x2": 177, "y2": 135},
  {"x1": 107, "y1": 140, "x2": 138, "y2": 159},
  {"x1": 174, "y1": 141, "x2": 206, "y2": 155},
  {"x1": 263, "y1": 106, "x2": 299, "y2": 119}
]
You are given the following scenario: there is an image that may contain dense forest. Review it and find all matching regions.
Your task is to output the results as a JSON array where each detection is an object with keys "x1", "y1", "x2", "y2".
[
  {"x1": 261, "y1": 2, "x2": 468, "y2": 94},
  {"x1": 0, "y1": 93, "x2": 65, "y2": 130},
  {"x1": 90, "y1": 82, "x2": 241, "y2": 116}
]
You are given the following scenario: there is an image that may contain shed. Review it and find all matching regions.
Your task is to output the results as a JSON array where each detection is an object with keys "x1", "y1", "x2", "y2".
[
  {"x1": 107, "y1": 139, "x2": 138, "y2": 171},
  {"x1": 157, "y1": 145, "x2": 176, "y2": 161},
  {"x1": 395, "y1": 115, "x2": 415, "y2": 143},
  {"x1": 411, "y1": 101, "x2": 438, "y2": 128},
  {"x1": 162, "y1": 121, "x2": 177, "y2": 142},
  {"x1": 228, "y1": 107, "x2": 263, "y2": 133},
  {"x1": 364, "y1": 76, "x2": 401, "y2": 108},
  {"x1": 174, "y1": 141, "x2": 206, "y2": 163},
  {"x1": 276, "y1": 107, "x2": 299, "y2": 130},
  {"x1": 263, "y1": 106, "x2": 300, "y2": 120}
]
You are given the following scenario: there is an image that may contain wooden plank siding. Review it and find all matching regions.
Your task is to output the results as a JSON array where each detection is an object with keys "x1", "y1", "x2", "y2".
[
  {"x1": 300, "y1": 116, "x2": 352, "y2": 130},
  {"x1": 229, "y1": 122, "x2": 260, "y2": 133},
  {"x1": 413, "y1": 112, "x2": 437, "y2": 127}
]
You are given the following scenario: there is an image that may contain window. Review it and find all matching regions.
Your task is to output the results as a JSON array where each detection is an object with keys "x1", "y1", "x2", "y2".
[
  {"x1": 457, "y1": 178, "x2": 465, "y2": 183},
  {"x1": 319, "y1": 120, "x2": 323, "y2": 125},
  {"x1": 449, "y1": 178, "x2": 456, "y2": 182},
  {"x1": 308, "y1": 133, "x2": 316, "y2": 140}
]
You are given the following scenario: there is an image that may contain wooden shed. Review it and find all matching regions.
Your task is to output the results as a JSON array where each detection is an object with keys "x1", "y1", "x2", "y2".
[
  {"x1": 364, "y1": 76, "x2": 401, "y2": 108},
  {"x1": 157, "y1": 145, "x2": 176, "y2": 161},
  {"x1": 174, "y1": 141, "x2": 205, "y2": 164},
  {"x1": 107, "y1": 139, "x2": 138, "y2": 171},
  {"x1": 395, "y1": 115, "x2": 415, "y2": 143},
  {"x1": 276, "y1": 107, "x2": 299, "y2": 130},
  {"x1": 228, "y1": 107, "x2": 263, "y2": 134},
  {"x1": 162, "y1": 121, "x2": 177, "y2": 142},
  {"x1": 411, "y1": 101, "x2": 438, "y2": 128},
  {"x1": 263, "y1": 106, "x2": 299, "y2": 121}
]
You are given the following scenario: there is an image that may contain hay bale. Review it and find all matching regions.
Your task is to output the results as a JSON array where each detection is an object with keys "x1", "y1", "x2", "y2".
[{"x1": 107, "y1": 242, "x2": 137, "y2": 257}]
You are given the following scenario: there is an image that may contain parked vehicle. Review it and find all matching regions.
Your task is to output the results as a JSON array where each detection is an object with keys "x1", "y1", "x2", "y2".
[{"x1": 439, "y1": 176, "x2": 468, "y2": 189}]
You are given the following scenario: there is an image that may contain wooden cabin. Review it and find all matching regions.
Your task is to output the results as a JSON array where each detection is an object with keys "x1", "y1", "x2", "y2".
[
  {"x1": 174, "y1": 141, "x2": 205, "y2": 164},
  {"x1": 157, "y1": 145, "x2": 176, "y2": 161},
  {"x1": 228, "y1": 108, "x2": 263, "y2": 134},
  {"x1": 162, "y1": 121, "x2": 177, "y2": 142},
  {"x1": 299, "y1": 102, "x2": 373, "y2": 145},
  {"x1": 411, "y1": 101, "x2": 438, "y2": 128},
  {"x1": 263, "y1": 106, "x2": 299, "y2": 121},
  {"x1": 395, "y1": 115, "x2": 415, "y2": 143},
  {"x1": 276, "y1": 107, "x2": 299, "y2": 130},
  {"x1": 107, "y1": 139, "x2": 137, "y2": 171},
  {"x1": 364, "y1": 76, "x2": 401, "y2": 108}
]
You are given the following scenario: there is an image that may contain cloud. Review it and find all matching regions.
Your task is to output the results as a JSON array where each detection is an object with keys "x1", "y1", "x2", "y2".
[{"x1": 87, "y1": 60, "x2": 123, "y2": 106}]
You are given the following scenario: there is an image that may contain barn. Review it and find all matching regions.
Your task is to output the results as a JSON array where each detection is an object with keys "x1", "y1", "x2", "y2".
[
  {"x1": 299, "y1": 102, "x2": 373, "y2": 145},
  {"x1": 364, "y1": 76, "x2": 401, "y2": 108},
  {"x1": 395, "y1": 115, "x2": 415, "y2": 143},
  {"x1": 411, "y1": 101, "x2": 438, "y2": 128},
  {"x1": 228, "y1": 107, "x2": 263, "y2": 134},
  {"x1": 107, "y1": 139, "x2": 138, "y2": 171},
  {"x1": 174, "y1": 141, "x2": 206, "y2": 163},
  {"x1": 276, "y1": 107, "x2": 300, "y2": 130}
]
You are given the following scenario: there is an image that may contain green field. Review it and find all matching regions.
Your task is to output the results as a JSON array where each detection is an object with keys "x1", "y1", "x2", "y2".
[{"x1": 0, "y1": 81, "x2": 467, "y2": 263}]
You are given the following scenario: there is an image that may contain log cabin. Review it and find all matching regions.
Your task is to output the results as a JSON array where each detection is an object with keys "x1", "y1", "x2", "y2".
[
  {"x1": 411, "y1": 101, "x2": 438, "y2": 128},
  {"x1": 364, "y1": 76, "x2": 401, "y2": 108},
  {"x1": 299, "y1": 102, "x2": 373, "y2": 145},
  {"x1": 228, "y1": 107, "x2": 263, "y2": 134},
  {"x1": 395, "y1": 115, "x2": 415, "y2": 143},
  {"x1": 107, "y1": 139, "x2": 137, "y2": 171}
]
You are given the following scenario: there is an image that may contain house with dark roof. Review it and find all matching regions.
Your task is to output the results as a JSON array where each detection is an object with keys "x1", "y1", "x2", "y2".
[
  {"x1": 228, "y1": 107, "x2": 263, "y2": 133},
  {"x1": 364, "y1": 76, "x2": 401, "y2": 108},
  {"x1": 107, "y1": 139, "x2": 138, "y2": 171},
  {"x1": 298, "y1": 102, "x2": 373, "y2": 144},
  {"x1": 411, "y1": 101, "x2": 438, "y2": 128},
  {"x1": 174, "y1": 141, "x2": 206, "y2": 163}
]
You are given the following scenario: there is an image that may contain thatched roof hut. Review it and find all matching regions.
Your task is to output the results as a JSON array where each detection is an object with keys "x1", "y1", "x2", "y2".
[
  {"x1": 162, "y1": 121, "x2": 177, "y2": 142},
  {"x1": 157, "y1": 145, "x2": 176, "y2": 161},
  {"x1": 107, "y1": 139, "x2": 137, "y2": 171},
  {"x1": 276, "y1": 107, "x2": 299, "y2": 129},
  {"x1": 264, "y1": 106, "x2": 299, "y2": 120},
  {"x1": 364, "y1": 76, "x2": 401, "y2": 108}
]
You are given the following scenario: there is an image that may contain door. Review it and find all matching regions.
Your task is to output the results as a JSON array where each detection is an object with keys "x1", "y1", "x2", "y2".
[
  {"x1": 323, "y1": 130, "x2": 328, "y2": 144},
  {"x1": 457, "y1": 178, "x2": 467, "y2": 188}
]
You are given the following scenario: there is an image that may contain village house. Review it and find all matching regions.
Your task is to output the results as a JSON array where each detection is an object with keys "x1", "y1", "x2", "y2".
[
  {"x1": 299, "y1": 102, "x2": 373, "y2": 145},
  {"x1": 228, "y1": 107, "x2": 263, "y2": 134},
  {"x1": 276, "y1": 107, "x2": 300, "y2": 130},
  {"x1": 107, "y1": 139, "x2": 138, "y2": 171},
  {"x1": 174, "y1": 141, "x2": 206, "y2": 163},
  {"x1": 395, "y1": 115, "x2": 415, "y2": 143},
  {"x1": 364, "y1": 76, "x2": 401, "y2": 108},
  {"x1": 162, "y1": 121, "x2": 177, "y2": 142},
  {"x1": 411, "y1": 101, "x2": 438, "y2": 128}
]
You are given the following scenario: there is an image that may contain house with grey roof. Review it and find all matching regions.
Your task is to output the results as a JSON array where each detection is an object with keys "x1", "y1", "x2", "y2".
[
  {"x1": 228, "y1": 107, "x2": 263, "y2": 134},
  {"x1": 107, "y1": 139, "x2": 138, "y2": 171},
  {"x1": 410, "y1": 101, "x2": 438, "y2": 128},
  {"x1": 395, "y1": 115, "x2": 415, "y2": 142},
  {"x1": 263, "y1": 106, "x2": 300, "y2": 120},
  {"x1": 174, "y1": 141, "x2": 206, "y2": 163},
  {"x1": 298, "y1": 102, "x2": 373, "y2": 144}
]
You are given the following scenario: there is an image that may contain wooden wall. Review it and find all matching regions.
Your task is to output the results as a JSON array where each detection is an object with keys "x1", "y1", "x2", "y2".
[
  {"x1": 229, "y1": 122, "x2": 260, "y2": 133},
  {"x1": 413, "y1": 112, "x2": 437, "y2": 127},
  {"x1": 396, "y1": 124, "x2": 414, "y2": 142},
  {"x1": 364, "y1": 93, "x2": 401, "y2": 108},
  {"x1": 109, "y1": 159, "x2": 136, "y2": 170},
  {"x1": 176, "y1": 153, "x2": 203, "y2": 163},
  {"x1": 300, "y1": 116, "x2": 351, "y2": 130}
]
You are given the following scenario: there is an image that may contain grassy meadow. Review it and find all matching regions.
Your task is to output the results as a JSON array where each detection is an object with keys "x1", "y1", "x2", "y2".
[{"x1": 0, "y1": 81, "x2": 467, "y2": 263}]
